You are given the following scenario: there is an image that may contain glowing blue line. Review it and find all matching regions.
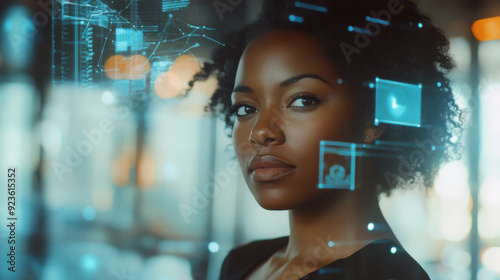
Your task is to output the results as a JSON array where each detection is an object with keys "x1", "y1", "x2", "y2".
[
  {"x1": 376, "y1": 119, "x2": 421, "y2": 127},
  {"x1": 350, "y1": 26, "x2": 372, "y2": 35},
  {"x1": 202, "y1": 34, "x2": 225, "y2": 46},
  {"x1": 182, "y1": 43, "x2": 200, "y2": 53},
  {"x1": 289, "y1": 14, "x2": 304, "y2": 23},
  {"x1": 169, "y1": 34, "x2": 201, "y2": 42},
  {"x1": 96, "y1": 30, "x2": 112, "y2": 68},
  {"x1": 294, "y1": 1, "x2": 327, "y2": 13},
  {"x1": 119, "y1": 0, "x2": 135, "y2": 13},
  {"x1": 148, "y1": 17, "x2": 172, "y2": 61},
  {"x1": 350, "y1": 144, "x2": 356, "y2": 191},
  {"x1": 319, "y1": 141, "x2": 324, "y2": 188},
  {"x1": 60, "y1": 2, "x2": 92, "y2": 7},
  {"x1": 365, "y1": 16, "x2": 389, "y2": 26}
]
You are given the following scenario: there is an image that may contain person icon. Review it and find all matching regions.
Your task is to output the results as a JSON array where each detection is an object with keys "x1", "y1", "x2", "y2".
[{"x1": 325, "y1": 164, "x2": 349, "y2": 188}]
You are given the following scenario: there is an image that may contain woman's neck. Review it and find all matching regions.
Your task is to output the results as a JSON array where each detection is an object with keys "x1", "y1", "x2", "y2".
[{"x1": 282, "y1": 189, "x2": 398, "y2": 262}]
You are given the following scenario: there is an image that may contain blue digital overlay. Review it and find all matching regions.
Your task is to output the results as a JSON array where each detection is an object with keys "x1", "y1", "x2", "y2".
[
  {"x1": 115, "y1": 28, "x2": 144, "y2": 52},
  {"x1": 318, "y1": 141, "x2": 412, "y2": 190},
  {"x1": 374, "y1": 78, "x2": 422, "y2": 127},
  {"x1": 162, "y1": 0, "x2": 190, "y2": 12}
]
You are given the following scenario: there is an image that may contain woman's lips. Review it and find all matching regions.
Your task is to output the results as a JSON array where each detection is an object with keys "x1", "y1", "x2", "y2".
[{"x1": 250, "y1": 167, "x2": 296, "y2": 182}]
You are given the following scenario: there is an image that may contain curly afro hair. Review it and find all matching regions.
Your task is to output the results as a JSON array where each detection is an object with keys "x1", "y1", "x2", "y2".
[{"x1": 189, "y1": 0, "x2": 463, "y2": 196}]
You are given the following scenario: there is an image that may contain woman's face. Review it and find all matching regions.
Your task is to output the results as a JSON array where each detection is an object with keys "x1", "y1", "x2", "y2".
[{"x1": 231, "y1": 29, "x2": 363, "y2": 210}]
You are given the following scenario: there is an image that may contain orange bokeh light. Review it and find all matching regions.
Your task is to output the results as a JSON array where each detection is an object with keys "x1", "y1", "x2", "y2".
[
  {"x1": 154, "y1": 71, "x2": 184, "y2": 99},
  {"x1": 472, "y1": 16, "x2": 500, "y2": 42},
  {"x1": 112, "y1": 152, "x2": 133, "y2": 187},
  {"x1": 137, "y1": 152, "x2": 155, "y2": 189},
  {"x1": 111, "y1": 147, "x2": 155, "y2": 188},
  {"x1": 154, "y1": 54, "x2": 202, "y2": 99},
  {"x1": 104, "y1": 55, "x2": 151, "y2": 80}
]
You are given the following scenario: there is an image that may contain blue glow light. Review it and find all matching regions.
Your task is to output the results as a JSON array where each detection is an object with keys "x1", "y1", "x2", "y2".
[
  {"x1": 328, "y1": 241, "x2": 334, "y2": 247},
  {"x1": 365, "y1": 16, "x2": 389, "y2": 26},
  {"x1": 437, "y1": 82, "x2": 442, "y2": 87},
  {"x1": 3, "y1": 19, "x2": 13, "y2": 32},
  {"x1": 391, "y1": 246, "x2": 397, "y2": 254},
  {"x1": 337, "y1": 78, "x2": 343, "y2": 84},
  {"x1": 348, "y1": 26, "x2": 371, "y2": 35},
  {"x1": 374, "y1": 78, "x2": 422, "y2": 127},
  {"x1": 83, "y1": 207, "x2": 96, "y2": 221},
  {"x1": 369, "y1": 83, "x2": 375, "y2": 89},
  {"x1": 208, "y1": 241, "x2": 219, "y2": 253},
  {"x1": 81, "y1": 254, "x2": 98, "y2": 272},
  {"x1": 418, "y1": 22, "x2": 423, "y2": 28},
  {"x1": 289, "y1": 14, "x2": 304, "y2": 23},
  {"x1": 391, "y1": 97, "x2": 399, "y2": 109},
  {"x1": 367, "y1": 223, "x2": 375, "y2": 231},
  {"x1": 294, "y1": 1, "x2": 327, "y2": 13}
]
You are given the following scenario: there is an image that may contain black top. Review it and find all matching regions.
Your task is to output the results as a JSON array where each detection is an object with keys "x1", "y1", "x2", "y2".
[{"x1": 219, "y1": 236, "x2": 431, "y2": 280}]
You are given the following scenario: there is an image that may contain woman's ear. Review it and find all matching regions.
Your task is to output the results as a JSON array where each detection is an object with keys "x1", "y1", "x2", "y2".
[{"x1": 363, "y1": 123, "x2": 386, "y2": 144}]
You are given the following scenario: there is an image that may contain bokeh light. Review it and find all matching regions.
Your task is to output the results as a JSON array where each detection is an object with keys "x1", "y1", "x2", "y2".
[
  {"x1": 154, "y1": 55, "x2": 202, "y2": 99},
  {"x1": 481, "y1": 247, "x2": 500, "y2": 275},
  {"x1": 83, "y1": 206, "x2": 97, "y2": 221},
  {"x1": 104, "y1": 55, "x2": 151, "y2": 80},
  {"x1": 137, "y1": 152, "x2": 156, "y2": 188},
  {"x1": 472, "y1": 16, "x2": 500, "y2": 42},
  {"x1": 208, "y1": 242, "x2": 219, "y2": 253},
  {"x1": 80, "y1": 254, "x2": 99, "y2": 272}
]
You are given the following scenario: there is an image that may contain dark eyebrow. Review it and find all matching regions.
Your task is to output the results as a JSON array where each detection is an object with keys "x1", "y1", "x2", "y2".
[
  {"x1": 280, "y1": 74, "x2": 330, "y2": 87},
  {"x1": 232, "y1": 74, "x2": 330, "y2": 94},
  {"x1": 233, "y1": 85, "x2": 253, "y2": 94}
]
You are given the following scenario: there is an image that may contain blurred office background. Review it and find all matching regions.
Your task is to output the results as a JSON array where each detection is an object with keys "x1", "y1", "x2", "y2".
[{"x1": 0, "y1": 0, "x2": 499, "y2": 279}]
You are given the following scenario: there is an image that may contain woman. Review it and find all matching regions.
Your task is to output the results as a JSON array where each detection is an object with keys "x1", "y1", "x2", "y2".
[{"x1": 191, "y1": 0, "x2": 463, "y2": 279}]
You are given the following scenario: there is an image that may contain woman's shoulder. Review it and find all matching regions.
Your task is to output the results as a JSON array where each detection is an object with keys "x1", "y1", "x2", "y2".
[
  {"x1": 219, "y1": 237, "x2": 431, "y2": 280},
  {"x1": 307, "y1": 239, "x2": 431, "y2": 280},
  {"x1": 219, "y1": 236, "x2": 289, "y2": 280}
]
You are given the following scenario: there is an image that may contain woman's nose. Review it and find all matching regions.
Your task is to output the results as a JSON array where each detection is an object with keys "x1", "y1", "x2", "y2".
[{"x1": 249, "y1": 108, "x2": 286, "y2": 147}]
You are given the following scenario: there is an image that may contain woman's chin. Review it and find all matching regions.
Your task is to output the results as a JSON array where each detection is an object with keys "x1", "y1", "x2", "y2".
[
  {"x1": 253, "y1": 193, "x2": 312, "y2": 210},
  {"x1": 256, "y1": 201, "x2": 293, "y2": 211}
]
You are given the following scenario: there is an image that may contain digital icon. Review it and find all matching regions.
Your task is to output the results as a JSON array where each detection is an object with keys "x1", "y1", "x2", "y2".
[{"x1": 374, "y1": 77, "x2": 422, "y2": 127}]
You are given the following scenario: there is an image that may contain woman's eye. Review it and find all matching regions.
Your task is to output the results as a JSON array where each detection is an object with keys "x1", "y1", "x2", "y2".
[
  {"x1": 289, "y1": 94, "x2": 320, "y2": 108},
  {"x1": 232, "y1": 104, "x2": 257, "y2": 117}
]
